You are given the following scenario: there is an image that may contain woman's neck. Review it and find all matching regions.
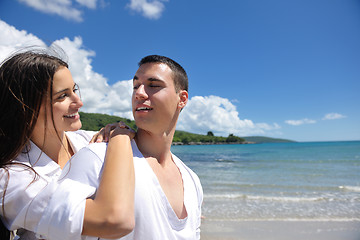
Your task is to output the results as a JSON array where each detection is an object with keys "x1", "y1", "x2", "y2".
[{"x1": 31, "y1": 131, "x2": 73, "y2": 169}]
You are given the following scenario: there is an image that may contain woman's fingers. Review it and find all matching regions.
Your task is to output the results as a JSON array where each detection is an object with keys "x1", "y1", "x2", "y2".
[
  {"x1": 90, "y1": 128, "x2": 105, "y2": 143},
  {"x1": 90, "y1": 122, "x2": 135, "y2": 143}
]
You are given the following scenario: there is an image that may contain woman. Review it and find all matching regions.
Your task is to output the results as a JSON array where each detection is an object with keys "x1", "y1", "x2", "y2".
[{"x1": 0, "y1": 50, "x2": 135, "y2": 239}]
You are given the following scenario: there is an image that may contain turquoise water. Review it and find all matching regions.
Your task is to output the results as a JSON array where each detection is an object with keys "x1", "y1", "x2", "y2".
[{"x1": 171, "y1": 141, "x2": 360, "y2": 221}]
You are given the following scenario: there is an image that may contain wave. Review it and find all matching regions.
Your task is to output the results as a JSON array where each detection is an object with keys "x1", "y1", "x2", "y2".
[
  {"x1": 246, "y1": 195, "x2": 324, "y2": 202},
  {"x1": 204, "y1": 193, "x2": 327, "y2": 202},
  {"x1": 339, "y1": 185, "x2": 360, "y2": 192},
  {"x1": 205, "y1": 193, "x2": 245, "y2": 199},
  {"x1": 203, "y1": 217, "x2": 360, "y2": 222},
  {"x1": 215, "y1": 158, "x2": 236, "y2": 163}
]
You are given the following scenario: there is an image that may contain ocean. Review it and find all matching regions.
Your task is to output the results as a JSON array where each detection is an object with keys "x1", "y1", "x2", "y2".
[{"x1": 171, "y1": 141, "x2": 360, "y2": 221}]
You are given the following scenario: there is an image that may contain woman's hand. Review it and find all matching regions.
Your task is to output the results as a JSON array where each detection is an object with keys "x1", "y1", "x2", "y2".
[
  {"x1": 109, "y1": 122, "x2": 135, "y2": 140},
  {"x1": 90, "y1": 122, "x2": 135, "y2": 143}
]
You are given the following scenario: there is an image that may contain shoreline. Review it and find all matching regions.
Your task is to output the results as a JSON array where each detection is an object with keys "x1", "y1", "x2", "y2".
[
  {"x1": 172, "y1": 141, "x2": 255, "y2": 145},
  {"x1": 200, "y1": 219, "x2": 360, "y2": 240}
]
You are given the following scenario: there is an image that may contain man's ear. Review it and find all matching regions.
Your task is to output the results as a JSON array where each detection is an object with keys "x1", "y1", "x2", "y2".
[{"x1": 178, "y1": 90, "x2": 188, "y2": 109}]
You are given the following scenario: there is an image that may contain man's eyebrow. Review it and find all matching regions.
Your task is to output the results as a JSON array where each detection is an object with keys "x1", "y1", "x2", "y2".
[
  {"x1": 148, "y1": 77, "x2": 163, "y2": 82},
  {"x1": 133, "y1": 76, "x2": 163, "y2": 82}
]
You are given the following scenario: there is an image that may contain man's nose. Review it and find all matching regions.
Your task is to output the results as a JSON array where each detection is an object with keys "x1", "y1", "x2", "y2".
[{"x1": 135, "y1": 85, "x2": 148, "y2": 99}]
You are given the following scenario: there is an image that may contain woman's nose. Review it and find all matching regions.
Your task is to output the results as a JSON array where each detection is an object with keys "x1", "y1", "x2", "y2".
[{"x1": 72, "y1": 92, "x2": 83, "y2": 108}]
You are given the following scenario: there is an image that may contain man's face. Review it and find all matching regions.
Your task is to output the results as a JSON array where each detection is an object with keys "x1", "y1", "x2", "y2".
[{"x1": 132, "y1": 62, "x2": 187, "y2": 133}]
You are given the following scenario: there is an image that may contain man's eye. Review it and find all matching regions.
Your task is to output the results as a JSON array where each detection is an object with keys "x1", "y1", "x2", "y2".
[{"x1": 149, "y1": 84, "x2": 160, "y2": 88}]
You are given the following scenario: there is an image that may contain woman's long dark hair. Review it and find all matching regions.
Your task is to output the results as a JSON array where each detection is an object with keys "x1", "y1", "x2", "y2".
[{"x1": 0, "y1": 50, "x2": 68, "y2": 238}]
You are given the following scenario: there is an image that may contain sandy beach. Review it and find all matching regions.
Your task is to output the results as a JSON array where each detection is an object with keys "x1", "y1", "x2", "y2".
[{"x1": 200, "y1": 219, "x2": 360, "y2": 240}]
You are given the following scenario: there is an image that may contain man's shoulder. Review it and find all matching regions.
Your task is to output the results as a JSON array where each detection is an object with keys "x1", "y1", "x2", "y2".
[
  {"x1": 172, "y1": 154, "x2": 191, "y2": 170},
  {"x1": 131, "y1": 139, "x2": 143, "y2": 158},
  {"x1": 77, "y1": 142, "x2": 108, "y2": 161},
  {"x1": 66, "y1": 130, "x2": 96, "y2": 142},
  {"x1": 172, "y1": 154, "x2": 200, "y2": 183},
  {"x1": 86, "y1": 142, "x2": 107, "y2": 150}
]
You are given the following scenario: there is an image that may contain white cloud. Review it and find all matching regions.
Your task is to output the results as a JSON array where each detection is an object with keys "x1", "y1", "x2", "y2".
[
  {"x1": 177, "y1": 96, "x2": 281, "y2": 137},
  {"x1": 0, "y1": 21, "x2": 45, "y2": 61},
  {"x1": 1, "y1": 20, "x2": 281, "y2": 137},
  {"x1": 285, "y1": 113, "x2": 346, "y2": 126},
  {"x1": 0, "y1": 20, "x2": 133, "y2": 120},
  {"x1": 17, "y1": 0, "x2": 167, "y2": 21},
  {"x1": 76, "y1": 0, "x2": 97, "y2": 9},
  {"x1": 285, "y1": 118, "x2": 316, "y2": 126},
  {"x1": 17, "y1": 0, "x2": 100, "y2": 22},
  {"x1": 322, "y1": 113, "x2": 346, "y2": 120},
  {"x1": 127, "y1": 0, "x2": 167, "y2": 19},
  {"x1": 52, "y1": 36, "x2": 134, "y2": 119}
]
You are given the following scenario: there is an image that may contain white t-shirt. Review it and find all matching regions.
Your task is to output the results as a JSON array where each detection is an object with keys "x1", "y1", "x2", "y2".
[
  {"x1": 0, "y1": 130, "x2": 95, "y2": 240},
  {"x1": 48, "y1": 140, "x2": 203, "y2": 240},
  {"x1": 122, "y1": 141, "x2": 203, "y2": 240}
]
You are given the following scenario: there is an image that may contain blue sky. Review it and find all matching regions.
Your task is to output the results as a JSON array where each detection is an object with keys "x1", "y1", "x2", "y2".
[{"x1": 0, "y1": 0, "x2": 359, "y2": 142}]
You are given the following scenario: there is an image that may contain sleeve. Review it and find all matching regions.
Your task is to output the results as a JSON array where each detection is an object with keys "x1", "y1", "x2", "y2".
[
  {"x1": 35, "y1": 143, "x2": 106, "y2": 240},
  {"x1": 0, "y1": 166, "x2": 59, "y2": 232},
  {"x1": 66, "y1": 130, "x2": 98, "y2": 153},
  {"x1": 75, "y1": 130, "x2": 97, "y2": 143}
]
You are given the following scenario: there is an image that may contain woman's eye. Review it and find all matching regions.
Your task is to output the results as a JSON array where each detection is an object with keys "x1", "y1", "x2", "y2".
[{"x1": 57, "y1": 93, "x2": 68, "y2": 100}]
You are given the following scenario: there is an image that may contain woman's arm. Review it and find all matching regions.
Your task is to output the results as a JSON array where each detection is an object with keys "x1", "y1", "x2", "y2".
[
  {"x1": 82, "y1": 124, "x2": 135, "y2": 238},
  {"x1": 34, "y1": 123, "x2": 135, "y2": 240}
]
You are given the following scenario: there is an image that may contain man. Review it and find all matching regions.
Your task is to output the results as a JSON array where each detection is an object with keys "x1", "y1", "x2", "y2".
[
  {"x1": 126, "y1": 55, "x2": 203, "y2": 239},
  {"x1": 40, "y1": 55, "x2": 203, "y2": 240}
]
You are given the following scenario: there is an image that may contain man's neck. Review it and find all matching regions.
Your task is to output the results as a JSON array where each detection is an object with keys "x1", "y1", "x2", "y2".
[{"x1": 135, "y1": 128, "x2": 174, "y2": 164}]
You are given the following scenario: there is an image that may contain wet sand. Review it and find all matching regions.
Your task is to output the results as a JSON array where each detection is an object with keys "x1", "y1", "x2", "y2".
[{"x1": 200, "y1": 219, "x2": 360, "y2": 240}]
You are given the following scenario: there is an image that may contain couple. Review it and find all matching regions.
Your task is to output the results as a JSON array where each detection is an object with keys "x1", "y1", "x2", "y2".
[{"x1": 0, "y1": 51, "x2": 203, "y2": 240}]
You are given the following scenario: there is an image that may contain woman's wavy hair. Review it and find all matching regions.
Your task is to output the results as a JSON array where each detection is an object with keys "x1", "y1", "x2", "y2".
[{"x1": 0, "y1": 49, "x2": 68, "y2": 239}]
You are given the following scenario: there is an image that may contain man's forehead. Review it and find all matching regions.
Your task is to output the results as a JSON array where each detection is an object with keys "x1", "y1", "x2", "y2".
[{"x1": 134, "y1": 63, "x2": 172, "y2": 80}]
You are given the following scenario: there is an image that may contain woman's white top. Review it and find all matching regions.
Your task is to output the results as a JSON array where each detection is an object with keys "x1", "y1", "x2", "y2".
[{"x1": 0, "y1": 130, "x2": 95, "y2": 240}]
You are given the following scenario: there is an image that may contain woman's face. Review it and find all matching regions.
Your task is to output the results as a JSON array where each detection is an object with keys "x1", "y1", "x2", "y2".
[{"x1": 34, "y1": 66, "x2": 83, "y2": 138}]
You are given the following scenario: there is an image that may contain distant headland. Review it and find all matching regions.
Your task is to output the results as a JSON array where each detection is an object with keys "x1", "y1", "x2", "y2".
[{"x1": 79, "y1": 112, "x2": 295, "y2": 145}]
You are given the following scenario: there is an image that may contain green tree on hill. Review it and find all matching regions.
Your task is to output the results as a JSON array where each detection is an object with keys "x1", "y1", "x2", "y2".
[
  {"x1": 79, "y1": 112, "x2": 137, "y2": 131},
  {"x1": 207, "y1": 131, "x2": 214, "y2": 136},
  {"x1": 79, "y1": 112, "x2": 294, "y2": 144},
  {"x1": 226, "y1": 134, "x2": 244, "y2": 143}
]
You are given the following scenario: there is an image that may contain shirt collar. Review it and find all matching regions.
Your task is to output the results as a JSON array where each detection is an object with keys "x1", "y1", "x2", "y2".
[{"x1": 23, "y1": 141, "x2": 61, "y2": 177}]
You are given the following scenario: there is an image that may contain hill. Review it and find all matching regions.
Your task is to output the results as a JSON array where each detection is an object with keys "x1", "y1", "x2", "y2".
[
  {"x1": 79, "y1": 112, "x2": 294, "y2": 144},
  {"x1": 79, "y1": 112, "x2": 137, "y2": 131},
  {"x1": 173, "y1": 130, "x2": 245, "y2": 145},
  {"x1": 242, "y1": 136, "x2": 295, "y2": 143}
]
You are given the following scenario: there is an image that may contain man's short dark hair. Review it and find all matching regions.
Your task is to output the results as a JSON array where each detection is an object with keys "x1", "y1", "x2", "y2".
[{"x1": 138, "y1": 55, "x2": 188, "y2": 92}]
